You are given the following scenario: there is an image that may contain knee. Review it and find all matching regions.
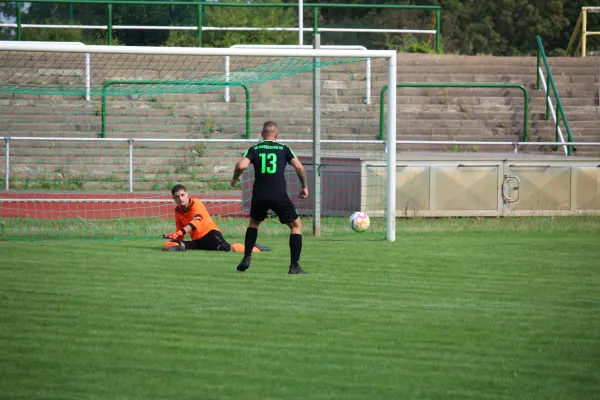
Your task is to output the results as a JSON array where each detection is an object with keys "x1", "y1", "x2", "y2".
[
  {"x1": 289, "y1": 218, "x2": 302, "y2": 234},
  {"x1": 249, "y1": 218, "x2": 260, "y2": 229}
]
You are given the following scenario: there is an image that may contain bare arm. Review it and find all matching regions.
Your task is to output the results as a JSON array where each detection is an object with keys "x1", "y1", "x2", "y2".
[
  {"x1": 231, "y1": 157, "x2": 251, "y2": 186},
  {"x1": 290, "y1": 158, "x2": 308, "y2": 199}
]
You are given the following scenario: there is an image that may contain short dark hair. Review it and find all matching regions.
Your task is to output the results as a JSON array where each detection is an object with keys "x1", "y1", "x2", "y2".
[
  {"x1": 262, "y1": 120, "x2": 278, "y2": 133},
  {"x1": 171, "y1": 184, "x2": 187, "y2": 195}
]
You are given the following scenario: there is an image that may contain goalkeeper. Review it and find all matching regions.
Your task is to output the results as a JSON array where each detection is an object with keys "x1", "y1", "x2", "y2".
[{"x1": 163, "y1": 184, "x2": 269, "y2": 253}]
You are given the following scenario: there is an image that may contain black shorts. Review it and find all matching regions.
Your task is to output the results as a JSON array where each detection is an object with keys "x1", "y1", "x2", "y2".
[
  {"x1": 250, "y1": 195, "x2": 298, "y2": 224},
  {"x1": 183, "y1": 229, "x2": 231, "y2": 251}
]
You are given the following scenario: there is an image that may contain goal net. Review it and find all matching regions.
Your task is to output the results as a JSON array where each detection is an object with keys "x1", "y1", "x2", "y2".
[{"x1": 0, "y1": 43, "x2": 397, "y2": 241}]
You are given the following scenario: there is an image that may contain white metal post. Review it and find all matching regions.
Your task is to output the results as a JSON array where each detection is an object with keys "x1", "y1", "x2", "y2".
[
  {"x1": 386, "y1": 54, "x2": 397, "y2": 242},
  {"x1": 4, "y1": 139, "x2": 8, "y2": 191},
  {"x1": 85, "y1": 53, "x2": 91, "y2": 101},
  {"x1": 366, "y1": 58, "x2": 371, "y2": 104},
  {"x1": 312, "y1": 34, "x2": 321, "y2": 236},
  {"x1": 128, "y1": 139, "x2": 133, "y2": 192},
  {"x1": 299, "y1": 0, "x2": 304, "y2": 46},
  {"x1": 224, "y1": 56, "x2": 230, "y2": 102}
]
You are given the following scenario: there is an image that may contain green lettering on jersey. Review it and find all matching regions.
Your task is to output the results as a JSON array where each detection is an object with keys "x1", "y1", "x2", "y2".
[{"x1": 255, "y1": 145, "x2": 283, "y2": 150}]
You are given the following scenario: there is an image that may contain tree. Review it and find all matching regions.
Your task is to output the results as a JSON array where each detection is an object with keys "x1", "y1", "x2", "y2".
[
  {"x1": 112, "y1": 3, "x2": 171, "y2": 46},
  {"x1": 202, "y1": 0, "x2": 298, "y2": 47}
]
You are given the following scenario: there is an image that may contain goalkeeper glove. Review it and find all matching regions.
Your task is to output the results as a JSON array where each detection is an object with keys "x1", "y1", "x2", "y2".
[{"x1": 163, "y1": 230, "x2": 184, "y2": 240}]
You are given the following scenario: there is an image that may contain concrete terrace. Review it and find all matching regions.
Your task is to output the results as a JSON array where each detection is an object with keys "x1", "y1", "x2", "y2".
[{"x1": 0, "y1": 52, "x2": 598, "y2": 191}]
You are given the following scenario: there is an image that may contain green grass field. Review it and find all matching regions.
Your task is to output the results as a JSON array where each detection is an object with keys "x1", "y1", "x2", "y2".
[{"x1": 1, "y1": 217, "x2": 599, "y2": 399}]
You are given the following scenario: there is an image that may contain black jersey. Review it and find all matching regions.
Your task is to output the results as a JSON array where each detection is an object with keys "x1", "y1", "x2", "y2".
[{"x1": 243, "y1": 140, "x2": 297, "y2": 198}]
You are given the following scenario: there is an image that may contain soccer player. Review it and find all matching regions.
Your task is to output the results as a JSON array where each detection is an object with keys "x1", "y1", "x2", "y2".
[
  {"x1": 230, "y1": 121, "x2": 308, "y2": 274},
  {"x1": 162, "y1": 184, "x2": 269, "y2": 253}
]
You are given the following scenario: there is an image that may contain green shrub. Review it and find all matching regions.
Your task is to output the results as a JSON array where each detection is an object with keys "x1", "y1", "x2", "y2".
[{"x1": 401, "y1": 42, "x2": 435, "y2": 54}]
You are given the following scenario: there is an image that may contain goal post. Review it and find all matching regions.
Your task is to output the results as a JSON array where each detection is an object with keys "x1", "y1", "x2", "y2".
[{"x1": 0, "y1": 42, "x2": 396, "y2": 241}]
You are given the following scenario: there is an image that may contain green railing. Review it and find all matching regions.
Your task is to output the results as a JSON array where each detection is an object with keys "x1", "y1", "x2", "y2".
[
  {"x1": 101, "y1": 80, "x2": 250, "y2": 139},
  {"x1": 6, "y1": 1, "x2": 442, "y2": 52},
  {"x1": 536, "y1": 36, "x2": 576, "y2": 155},
  {"x1": 379, "y1": 83, "x2": 530, "y2": 142}
]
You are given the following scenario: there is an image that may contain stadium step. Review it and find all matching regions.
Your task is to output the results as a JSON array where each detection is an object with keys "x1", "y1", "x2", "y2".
[{"x1": 2, "y1": 51, "x2": 599, "y2": 169}]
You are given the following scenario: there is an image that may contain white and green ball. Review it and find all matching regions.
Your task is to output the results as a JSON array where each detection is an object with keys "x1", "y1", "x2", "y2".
[{"x1": 349, "y1": 212, "x2": 370, "y2": 233}]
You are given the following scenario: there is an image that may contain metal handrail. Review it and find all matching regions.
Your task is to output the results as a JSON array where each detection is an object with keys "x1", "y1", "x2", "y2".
[
  {"x1": 4, "y1": 137, "x2": 600, "y2": 145},
  {"x1": 2, "y1": 1, "x2": 442, "y2": 52},
  {"x1": 101, "y1": 80, "x2": 251, "y2": 139},
  {"x1": 536, "y1": 36, "x2": 576, "y2": 155},
  {"x1": 4, "y1": 136, "x2": 600, "y2": 191},
  {"x1": 379, "y1": 83, "x2": 530, "y2": 142}
]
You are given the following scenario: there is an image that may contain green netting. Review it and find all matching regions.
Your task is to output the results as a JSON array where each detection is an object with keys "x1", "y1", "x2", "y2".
[
  {"x1": 0, "y1": 49, "x2": 390, "y2": 241},
  {"x1": 0, "y1": 56, "x2": 364, "y2": 97}
]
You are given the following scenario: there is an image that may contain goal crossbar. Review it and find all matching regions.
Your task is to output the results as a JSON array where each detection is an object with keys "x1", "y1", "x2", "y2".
[{"x1": 0, "y1": 42, "x2": 395, "y2": 59}]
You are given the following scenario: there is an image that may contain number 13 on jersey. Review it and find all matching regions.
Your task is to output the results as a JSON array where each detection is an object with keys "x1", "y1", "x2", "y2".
[{"x1": 259, "y1": 153, "x2": 277, "y2": 174}]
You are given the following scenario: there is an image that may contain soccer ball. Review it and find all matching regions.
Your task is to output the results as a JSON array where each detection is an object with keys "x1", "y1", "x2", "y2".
[{"x1": 349, "y1": 212, "x2": 370, "y2": 233}]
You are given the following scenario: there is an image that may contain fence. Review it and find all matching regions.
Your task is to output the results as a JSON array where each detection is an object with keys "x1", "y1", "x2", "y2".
[
  {"x1": 3, "y1": 136, "x2": 600, "y2": 192},
  {"x1": 0, "y1": 0, "x2": 442, "y2": 52},
  {"x1": 536, "y1": 36, "x2": 576, "y2": 156}
]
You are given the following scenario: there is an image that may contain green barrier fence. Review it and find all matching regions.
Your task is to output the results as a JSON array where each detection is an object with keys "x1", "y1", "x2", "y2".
[
  {"x1": 536, "y1": 35, "x2": 576, "y2": 155},
  {"x1": 5, "y1": 1, "x2": 442, "y2": 52}
]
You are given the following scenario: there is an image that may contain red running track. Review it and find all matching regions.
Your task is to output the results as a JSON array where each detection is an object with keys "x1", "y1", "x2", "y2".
[{"x1": 0, "y1": 192, "x2": 242, "y2": 220}]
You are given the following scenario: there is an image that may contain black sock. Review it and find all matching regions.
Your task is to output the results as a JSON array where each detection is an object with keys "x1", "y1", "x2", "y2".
[
  {"x1": 289, "y1": 234, "x2": 302, "y2": 265},
  {"x1": 244, "y1": 227, "x2": 258, "y2": 258}
]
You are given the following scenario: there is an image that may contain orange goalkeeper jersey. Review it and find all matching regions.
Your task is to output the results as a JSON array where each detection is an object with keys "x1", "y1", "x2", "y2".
[{"x1": 174, "y1": 198, "x2": 220, "y2": 241}]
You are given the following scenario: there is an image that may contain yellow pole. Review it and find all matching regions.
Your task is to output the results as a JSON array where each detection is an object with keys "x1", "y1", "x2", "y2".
[
  {"x1": 582, "y1": 7, "x2": 588, "y2": 57},
  {"x1": 566, "y1": 12, "x2": 582, "y2": 56},
  {"x1": 426, "y1": 14, "x2": 436, "y2": 47}
]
